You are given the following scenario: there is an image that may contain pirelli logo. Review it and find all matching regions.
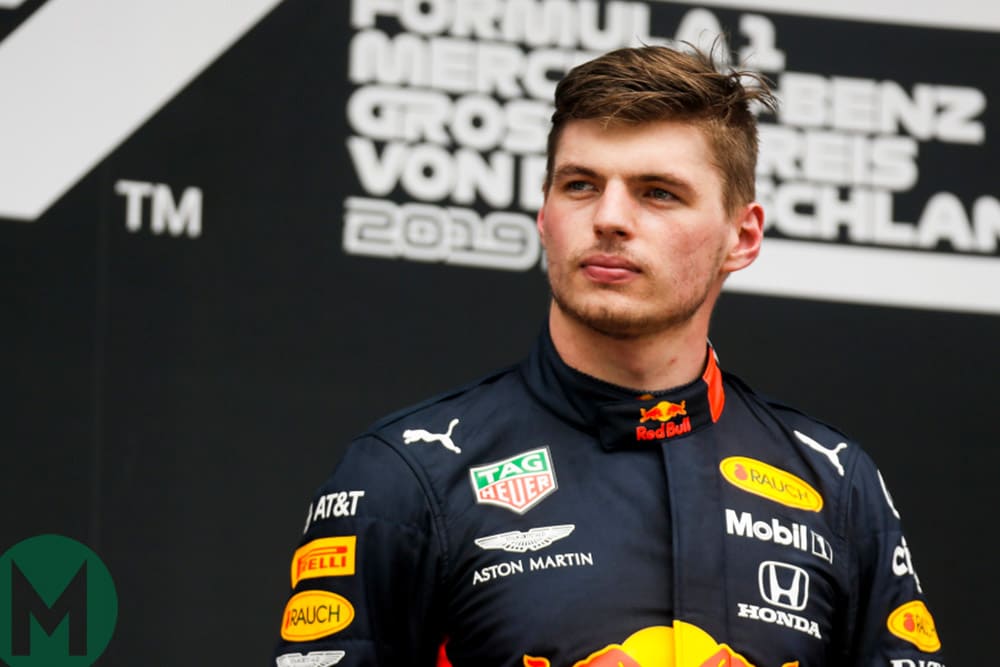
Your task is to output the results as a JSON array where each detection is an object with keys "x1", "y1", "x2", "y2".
[{"x1": 290, "y1": 536, "x2": 356, "y2": 588}]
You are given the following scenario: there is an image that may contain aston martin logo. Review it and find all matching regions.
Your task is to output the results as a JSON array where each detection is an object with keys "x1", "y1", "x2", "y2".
[
  {"x1": 276, "y1": 650, "x2": 345, "y2": 667},
  {"x1": 474, "y1": 524, "x2": 575, "y2": 553}
]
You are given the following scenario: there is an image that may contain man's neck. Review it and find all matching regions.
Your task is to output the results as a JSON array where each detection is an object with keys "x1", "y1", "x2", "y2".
[{"x1": 548, "y1": 303, "x2": 710, "y2": 393}]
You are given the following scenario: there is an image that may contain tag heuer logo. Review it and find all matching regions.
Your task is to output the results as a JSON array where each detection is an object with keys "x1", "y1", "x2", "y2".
[{"x1": 469, "y1": 447, "x2": 557, "y2": 513}]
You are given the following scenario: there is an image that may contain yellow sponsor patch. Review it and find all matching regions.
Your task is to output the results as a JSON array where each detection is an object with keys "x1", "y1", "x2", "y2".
[
  {"x1": 523, "y1": 621, "x2": 802, "y2": 667},
  {"x1": 719, "y1": 457, "x2": 823, "y2": 512},
  {"x1": 291, "y1": 536, "x2": 356, "y2": 588},
  {"x1": 281, "y1": 590, "x2": 354, "y2": 641},
  {"x1": 887, "y1": 600, "x2": 941, "y2": 652}
]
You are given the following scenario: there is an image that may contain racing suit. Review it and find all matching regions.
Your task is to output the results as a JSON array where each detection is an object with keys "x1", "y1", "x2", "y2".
[{"x1": 273, "y1": 329, "x2": 945, "y2": 666}]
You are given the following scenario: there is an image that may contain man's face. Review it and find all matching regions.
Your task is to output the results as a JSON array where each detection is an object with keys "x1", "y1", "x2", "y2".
[{"x1": 537, "y1": 118, "x2": 759, "y2": 339}]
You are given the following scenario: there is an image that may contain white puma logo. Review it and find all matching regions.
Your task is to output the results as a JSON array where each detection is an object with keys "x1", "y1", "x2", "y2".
[
  {"x1": 403, "y1": 418, "x2": 461, "y2": 454},
  {"x1": 794, "y1": 430, "x2": 847, "y2": 477}
]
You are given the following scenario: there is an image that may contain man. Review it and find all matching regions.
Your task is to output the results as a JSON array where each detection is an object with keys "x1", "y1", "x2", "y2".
[{"x1": 274, "y1": 45, "x2": 944, "y2": 666}]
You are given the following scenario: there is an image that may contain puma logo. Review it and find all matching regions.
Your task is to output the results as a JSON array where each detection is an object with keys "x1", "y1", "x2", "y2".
[
  {"x1": 794, "y1": 430, "x2": 847, "y2": 477},
  {"x1": 403, "y1": 418, "x2": 461, "y2": 454}
]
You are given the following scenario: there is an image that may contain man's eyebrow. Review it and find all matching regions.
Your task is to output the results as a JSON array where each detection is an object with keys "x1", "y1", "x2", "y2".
[
  {"x1": 551, "y1": 164, "x2": 598, "y2": 181},
  {"x1": 553, "y1": 163, "x2": 697, "y2": 194},
  {"x1": 635, "y1": 172, "x2": 697, "y2": 195}
]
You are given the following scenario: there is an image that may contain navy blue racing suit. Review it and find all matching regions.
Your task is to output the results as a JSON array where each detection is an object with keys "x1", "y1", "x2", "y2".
[{"x1": 273, "y1": 330, "x2": 945, "y2": 667}]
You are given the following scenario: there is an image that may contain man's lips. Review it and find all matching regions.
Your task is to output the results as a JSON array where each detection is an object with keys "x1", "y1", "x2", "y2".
[{"x1": 580, "y1": 254, "x2": 641, "y2": 283}]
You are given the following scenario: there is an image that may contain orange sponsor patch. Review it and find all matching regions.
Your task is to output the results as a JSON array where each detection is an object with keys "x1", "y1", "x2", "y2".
[
  {"x1": 719, "y1": 457, "x2": 823, "y2": 512},
  {"x1": 291, "y1": 536, "x2": 356, "y2": 588},
  {"x1": 524, "y1": 623, "x2": 801, "y2": 667},
  {"x1": 887, "y1": 600, "x2": 941, "y2": 652},
  {"x1": 523, "y1": 658, "x2": 550, "y2": 667},
  {"x1": 281, "y1": 590, "x2": 354, "y2": 641},
  {"x1": 640, "y1": 400, "x2": 687, "y2": 423}
]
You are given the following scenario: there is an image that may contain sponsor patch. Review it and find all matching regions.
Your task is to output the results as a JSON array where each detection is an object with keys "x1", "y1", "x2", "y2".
[
  {"x1": 758, "y1": 560, "x2": 810, "y2": 611},
  {"x1": 892, "y1": 535, "x2": 924, "y2": 593},
  {"x1": 725, "y1": 508, "x2": 834, "y2": 564},
  {"x1": 639, "y1": 400, "x2": 687, "y2": 423},
  {"x1": 634, "y1": 417, "x2": 692, "y2": 441},
  {"x1": 737, "y1": 602, "x2": 822, "y2": 640},
  {"x1": 304, "y1": 490, "x2": 365, "y2": 532},
  {"x1": 887, "y1": 600, "x2": 941, "y2": 652},
  {"x1": 524, "y1": 621, "x2": 802, "y2": 667},
  {"x1": 276, "y1": 650, "x2": 346, "y2": 667},
  {"x1": 793, "y1": 430, "x2": 848, "y2": 476},
  {"x1": 402, "y1": 417, "x2": 461, "y2": 454},
  {"x1": 291, "y1": 536, "x2": 356, "y2": 588},
  {"x1": 472, "y1": 552, "x2": 594, "y2": 586},
  {"x1": 878, "y1": 469, "x2": 902, "y2": 520},
  {"x1": 281, "y1": 590, "x2": 354, "y2": 642},
  {"x1": 736, "y1": 560, "x2": 821, "y2": 640},
  {"x1": 469, "y1": 447, "x2": 557, "y2": 514},
  {"x1": 475, "y1": 524, "x2": 574, "y2": 553},
  {"x1": 720, "y1": 457, "x2": 823, "y2": 512},
  {"x1": 635, "y1": 399, "x2": 691, "y2": 441}
]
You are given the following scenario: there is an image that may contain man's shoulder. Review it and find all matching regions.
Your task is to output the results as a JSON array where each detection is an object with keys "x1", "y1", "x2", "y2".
[
  {"x1": 319, "y1": 362, "x2": 526, "y2": 507},
  {"x1": 358, "y1": 361, "x2": 525, "y2": 447},
  {"x1": 723, "y1": 371, "x2": 892, "y2": 502},
  {"x1": 724, "y1": 370, "x2": 855, "y2": 444}
]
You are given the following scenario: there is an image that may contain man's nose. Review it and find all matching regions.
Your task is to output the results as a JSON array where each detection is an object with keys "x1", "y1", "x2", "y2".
[{"x1": 592, "y1": 182, "x2": 636, "y2": 237}]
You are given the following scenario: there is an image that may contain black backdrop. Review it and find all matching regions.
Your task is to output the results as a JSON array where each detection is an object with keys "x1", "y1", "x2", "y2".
[{"x1": 2, "y1": 1, "x2": 997, "y2": 664}]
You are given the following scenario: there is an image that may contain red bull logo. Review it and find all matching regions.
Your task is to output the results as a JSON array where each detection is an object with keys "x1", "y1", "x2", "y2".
[
  {"x1": 636, "y1": 417, "x2": 692, "y2": 441},
  {"x1": 524, "y1": 649, "x2": 639, "y2": 666},
  {"x1": 640, "y1": 400, "x2": 687, "y2": 422},
  {"x1": 523, "y1": 623, "x2": 800, "y2": 667},
  {"x1": 636, "y1": 400, "x2": 691, "y2": 441}
]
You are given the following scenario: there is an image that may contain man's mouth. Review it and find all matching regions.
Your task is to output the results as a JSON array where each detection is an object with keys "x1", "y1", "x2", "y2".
[{"x1": 580, "y1": 254, "x2": 641, "y2": 283}]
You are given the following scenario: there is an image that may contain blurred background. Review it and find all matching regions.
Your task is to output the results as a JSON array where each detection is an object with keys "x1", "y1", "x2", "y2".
[{"x1": 2, "y1": 0, "x2": 997, "y2": 663}]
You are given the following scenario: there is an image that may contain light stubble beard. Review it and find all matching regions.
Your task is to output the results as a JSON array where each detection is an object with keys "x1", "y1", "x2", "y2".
[{"x1": 546, "y1": 242, "x2": 725, "y2": 341}]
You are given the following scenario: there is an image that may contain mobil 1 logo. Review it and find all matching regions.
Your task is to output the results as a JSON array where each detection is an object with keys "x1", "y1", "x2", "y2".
[
  {"x1": 725, "y1": 509, "x2": 834, "y2": 564},
  {"x1": 0, "y1": 535, "x2": 117, "y2": 666}
]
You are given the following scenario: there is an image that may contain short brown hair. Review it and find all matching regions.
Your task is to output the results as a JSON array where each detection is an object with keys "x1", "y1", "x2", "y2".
[{"x1": 545, "y1": 45, "x2": 776, "y2": 213}]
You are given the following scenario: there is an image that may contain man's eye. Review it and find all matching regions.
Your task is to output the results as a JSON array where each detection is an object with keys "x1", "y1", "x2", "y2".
[
  {"x1": 649, "y1": 188, "x2": 675, "y2": 200},
  {"x1": 566, "y1": 181, "x2": 593, "y2": 192}
]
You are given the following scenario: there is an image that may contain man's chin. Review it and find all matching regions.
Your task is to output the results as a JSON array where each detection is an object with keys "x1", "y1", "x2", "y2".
[{"x1": 553, "y1": 295, "x2": 659, "y2": 340}]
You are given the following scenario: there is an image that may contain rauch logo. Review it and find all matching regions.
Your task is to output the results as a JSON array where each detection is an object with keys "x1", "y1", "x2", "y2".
[
  {"x1": 719, "y1": 457, "x2": 824, "y2": 512},
  {"x1": 281, "y1": 591, "x2": 354, "y2": 642},
  {"x1": 887, "y1": 600, "x2": 941, "y2": 653}
]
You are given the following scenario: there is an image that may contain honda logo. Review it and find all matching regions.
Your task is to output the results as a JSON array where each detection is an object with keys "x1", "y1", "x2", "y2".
[{"x1": 758, "y1": 561, "x2": 809, "y2": 611}]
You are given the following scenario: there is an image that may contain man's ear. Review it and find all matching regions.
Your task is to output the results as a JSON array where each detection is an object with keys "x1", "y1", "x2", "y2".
[
  {"x1": 721, "y1": 201, "x2": 764, "y2": 273},
  {"x1": 536, "y1": 206, "x2": 547, "y2": 247}
]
